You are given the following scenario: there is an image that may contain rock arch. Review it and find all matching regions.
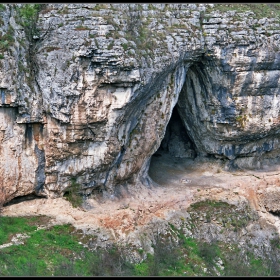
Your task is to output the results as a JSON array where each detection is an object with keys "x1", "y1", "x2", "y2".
[{"x1": 109, "y1": 52, "x2": 280, "y2": 195}]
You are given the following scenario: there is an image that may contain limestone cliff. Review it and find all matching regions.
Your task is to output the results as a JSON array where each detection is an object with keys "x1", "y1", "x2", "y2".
[{"x1": 1, "y1": 3, "x2": 280, "y2": 204}]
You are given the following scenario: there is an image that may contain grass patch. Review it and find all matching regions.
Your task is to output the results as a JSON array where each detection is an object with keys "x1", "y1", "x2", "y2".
[
  {"x1": 188, "y1": 199, "x2": 256, "y2": 232},
  {"x1": 0, "y1": 204, "x2": 278, "y2": 276},
  {"x1": 0, "y1": 216, "x2": 38, "y2": 244},
  {"x1": 0, "y1": 222, "x2": 86, "y2": 276}
]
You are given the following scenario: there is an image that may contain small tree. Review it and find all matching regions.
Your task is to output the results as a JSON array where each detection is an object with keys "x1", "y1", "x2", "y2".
[
  {"x1": 16, "y1": 4, "x2": 53, "y2": 89},
  {"x1": 18, "y1": 4, "x2": 42, "y2": 40}
]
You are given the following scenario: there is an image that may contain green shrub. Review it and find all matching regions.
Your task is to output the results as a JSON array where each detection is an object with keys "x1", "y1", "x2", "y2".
[
  {"x1": 18, "y1": 4, "x2": 42, "y2": 34},
  {"x1": 64, "y1": 178, "x2": 83, "y2": 208},
  {"x1": 0, "y1": 4, "x2": 6, "y2": 11},
  {"x1": 197, "y1": 241, "x2": 219, "y2": 267},
  {"x1": 122, "y1": 43, "x2": 128, "y2": 50}
]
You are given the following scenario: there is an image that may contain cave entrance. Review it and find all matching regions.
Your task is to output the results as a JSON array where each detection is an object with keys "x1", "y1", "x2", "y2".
[
  {"x1": 3, "y1": 193, "x2": 44, "y2": 207},
  {"x1": 148, "y1": 104, "x2": 197, "y2": 186}
]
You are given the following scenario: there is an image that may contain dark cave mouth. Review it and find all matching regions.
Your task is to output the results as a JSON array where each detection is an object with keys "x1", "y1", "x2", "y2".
[
  {"x1": 152, "y1": 105, "x2": 197, "y2": 160},
  {"x1": 148, "y1": 105, "x2": 198, "y2": 185}
]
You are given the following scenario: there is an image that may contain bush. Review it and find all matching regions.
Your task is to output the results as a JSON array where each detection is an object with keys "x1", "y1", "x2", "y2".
[
  {"x1": 148, "y1": 229, "x2": 181, "y2": 276},
  {"x1": 223, "y1": 250, "x2": 252, "y2": 276},
  {"x1": 197, "y1": 241, "x2": 219, "y2": 267},
  {"x1": 88, "y1": 245, "x2": 134, "y2": 276},
  {"x1": 53, "y1": 259, "x2": 77, "y2": 276},
  {"x1": 64, "y1": 178, "x2": 83, "y2": 208}
]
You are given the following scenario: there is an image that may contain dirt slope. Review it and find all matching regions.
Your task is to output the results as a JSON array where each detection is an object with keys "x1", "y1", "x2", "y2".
[{"x1": 2, "y1": 153, "x2": 280, "y2": 243}]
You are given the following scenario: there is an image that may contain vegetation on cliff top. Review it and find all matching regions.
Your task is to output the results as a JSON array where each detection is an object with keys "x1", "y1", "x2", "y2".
[{"x1": 206, "y1": 3, "x2": 280, "y2": 18}]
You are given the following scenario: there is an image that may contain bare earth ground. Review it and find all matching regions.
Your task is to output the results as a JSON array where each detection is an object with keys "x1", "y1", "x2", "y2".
[{"x1": 2, "y1": 152, "x2": 280, "y2": 241}]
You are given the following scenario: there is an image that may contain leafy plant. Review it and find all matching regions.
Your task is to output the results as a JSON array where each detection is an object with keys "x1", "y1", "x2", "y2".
[
  {"x1": 17, "y1": 4, "x2": 42, "y2": 40},
  {"x1": 64, "y1": 178, "x2": 83, "y2": 208},
  {"x1": 197, "y1": 241, "x2": 220, "y2": 267},
  {"x1": 0, "y1": 4, "x2": 6, "y2": 12},
  {"x1": 0, "y1": 25, "x2": 15, "y2": 54}
]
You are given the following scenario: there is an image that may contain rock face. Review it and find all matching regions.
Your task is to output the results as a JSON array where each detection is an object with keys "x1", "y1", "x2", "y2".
[{"x1": 1, "y1": 3, "x2": 280, "y2": 203}]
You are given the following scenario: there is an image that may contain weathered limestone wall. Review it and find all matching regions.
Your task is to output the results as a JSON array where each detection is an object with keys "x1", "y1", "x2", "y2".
[
  {"x1": 178, "y1": 50, "x2": 280, "y2": 168},
  {"x1": 1, "y1": 4, "x2": 280, "y2": 203}
]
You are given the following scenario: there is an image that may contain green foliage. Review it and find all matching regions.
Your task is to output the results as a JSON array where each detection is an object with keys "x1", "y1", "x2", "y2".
[
  {"x1": 0, "y1": 216, "x2": 37, "y2": 244},
  {"x1": 0, "y1": 53, "x2": 4, "y2": 59},
  {"x1": 190, "y1": 199, "x2": 230, "y2": 210},
  {"x1": 222, "y1": 247, "x2": 269, "y2": 276},
  {"x1": 0, "y1": 222, "x2": 86, "y2": 276},
  {"x1": 122, "y1": 43, "x2": 128, "y2": 50},
  {"x1": 149, "y1": 231, "x2": 181, "y2": 275},
  {"x1": 188, "y1": 199, "x2": 256, "y2": 233},
  {"x1": 197, "y1": 241, "x2": 220, "y2": 267},
  {"x1": 1, "y1": 214, "x2": 280, "y2": 276},
  {"x1": 206, "y1": 4, "x2": 280, "y2": 19},
  {"x1": 17, "y1": 4, "x2": 42, "y2": 38},
  {"x1": 122, "y1": 5, "x2": 159, "y2": 61},
  {"x1": 270, "y1": 237, "x2": 280, "y2": 249},
  {"x1": 0, "y1": 25, "x2": 15, "y2": 53},
  {"x1": 64, "y1": 178, "x2": 83, "y2": 208},
  {"x1": 15, "y1": 4, "x2": 46, "y2": 84},
  {"x1": 134, "y1": 261, "x2": 149, "y2": 276},
  {"x1": 0, "y1": 4, "x2": 6, "y2": 12}
]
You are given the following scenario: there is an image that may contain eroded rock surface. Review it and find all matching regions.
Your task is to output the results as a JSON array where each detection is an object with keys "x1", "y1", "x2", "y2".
[{"x1": 1, "y1": 4, "x2": 280, "y2": 204}]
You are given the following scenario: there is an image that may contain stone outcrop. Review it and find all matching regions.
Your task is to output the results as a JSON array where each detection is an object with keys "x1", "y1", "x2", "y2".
[{"x1": 1, "y1": 3, "x2": 280, "y2": 203}]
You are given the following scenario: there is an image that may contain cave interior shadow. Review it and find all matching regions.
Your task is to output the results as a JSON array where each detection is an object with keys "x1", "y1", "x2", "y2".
[{"x1": 148, "y1": 104, "x2": 198, "y2": 186}]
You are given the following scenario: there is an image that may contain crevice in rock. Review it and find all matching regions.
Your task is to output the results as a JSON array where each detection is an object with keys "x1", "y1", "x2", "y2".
[{"x1": 34, "y1": 143, "x2": 46, "y2": 195}]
